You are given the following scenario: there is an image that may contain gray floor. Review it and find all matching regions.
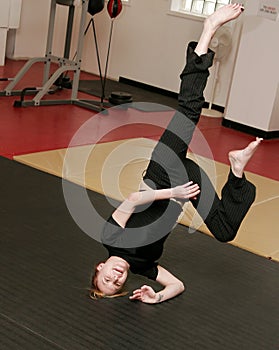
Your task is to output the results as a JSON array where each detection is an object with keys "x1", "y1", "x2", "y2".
[{"x1": 1, "y1": 156, "x2": 278, "y2": 350}]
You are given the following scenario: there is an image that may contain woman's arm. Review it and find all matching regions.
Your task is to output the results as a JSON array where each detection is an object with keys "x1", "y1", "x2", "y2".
[
  {"x1": 112, "y1": 182, "x2": 200, "y2": 228},
  {"x1": 129, "y1": 265, "x2": 185, "y2": 304}
]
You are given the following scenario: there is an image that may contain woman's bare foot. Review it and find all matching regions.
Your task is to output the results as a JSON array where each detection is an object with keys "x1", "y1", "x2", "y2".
[
  {"x1": 195, "y1": 3, "x2": 244, "y2": 56},
  {"x1": 229, "y1": 137, "x2": 263, "y2": 178},
  {"x1": 205, "y1": 3, "x2": 244, "y2": 33}
]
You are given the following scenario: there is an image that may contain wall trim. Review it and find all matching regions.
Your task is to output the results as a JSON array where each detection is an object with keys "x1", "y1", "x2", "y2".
[
  {"x1": 222, "y1": 119, "x2": 279, "y2": 140},
  {"x1": 119, "y1": 76, "x2": 229, "y2": 114},
  {"x1": 119, "y1": 76, "x2": 178, "y2": 98}
]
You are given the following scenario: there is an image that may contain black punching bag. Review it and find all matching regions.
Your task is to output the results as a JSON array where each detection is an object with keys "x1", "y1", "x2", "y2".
[
  {"x1": 88, "y1": 0, "x2": 105, "y2": 16},
  {"x1": 107, "y1": 0, "x2": 122, "y2": 19}
]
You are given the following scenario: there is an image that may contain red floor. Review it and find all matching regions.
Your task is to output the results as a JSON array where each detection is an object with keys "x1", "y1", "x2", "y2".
[{"x1": 1, "y1": 59, "x2": 279, "y2": 181}]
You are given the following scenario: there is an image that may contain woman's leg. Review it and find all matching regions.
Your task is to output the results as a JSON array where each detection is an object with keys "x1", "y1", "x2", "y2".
[
  {"x1": 143, "y1": 42, "x2": 214, "y2": 190},
  {"x1": 185, "y1": 159, "x2": 255, "y2": 242},
  {"x1": 143, "y1": 4, "x2": 244, "y2": 190},
  {"x1": 184, "y1": 138, "x2": 261, "y2": 242}
]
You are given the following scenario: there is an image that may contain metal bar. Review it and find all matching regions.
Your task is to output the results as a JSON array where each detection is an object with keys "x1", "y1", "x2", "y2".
[
  {"x1": 64, "y1": 4, "x2": 75, "y2": 59},
  {"x1": 70, "y1": 0, "x2": 89, "y2": 100},
  {"x1": 43, "y1": 0, "x2": 57, "y2": 84},
  {"x1": 32, "y1": 66, "x2": 75, "y2": 104},
  {"x1": 19, "y1": 99, "x2": 74, "y2": 107},
  {"x1": 3, "y1": 57, "x2": 47, "y2": 95}
]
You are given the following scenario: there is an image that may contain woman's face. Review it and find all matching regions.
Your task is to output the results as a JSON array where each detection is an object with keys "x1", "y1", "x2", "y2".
[{"x1": 96, "y1": 256, "x2": 129, "y2": 295}]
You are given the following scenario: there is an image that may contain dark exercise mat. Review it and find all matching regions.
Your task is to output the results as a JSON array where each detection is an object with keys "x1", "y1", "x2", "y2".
[
  {"x1": 0, "y1": 156, "x2": 278, "y2": 350},
  {"x1": 78, "y1": 78, "x2": 179, "y2": 112}
]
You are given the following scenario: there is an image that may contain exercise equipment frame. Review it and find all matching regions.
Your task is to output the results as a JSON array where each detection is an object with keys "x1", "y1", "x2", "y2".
[{"x1": 0, "y1": 0, "x2": 108, "y2": 112}]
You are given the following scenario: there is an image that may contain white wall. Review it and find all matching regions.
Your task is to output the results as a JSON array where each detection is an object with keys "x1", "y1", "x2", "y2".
[
  {"x1": 224, "y1": 0, "x2": 279, "y2": 132},
  {"x1": 0, "y1": 0, "x2": 22, "y2": 65},
  {"x1": 7, "y1": 0, "x2": 244, "y2": 106},
  {"x1": 74, "y1": 0, "x2": 243, "y2": 104},
  {"x1": 7, "y1": 0, "x2": 69, "y2": 58}
]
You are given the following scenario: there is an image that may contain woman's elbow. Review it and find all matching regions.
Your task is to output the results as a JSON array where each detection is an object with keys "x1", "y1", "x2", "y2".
[{"x1": 178, "y1": 280, "x2": 185, "y2": 294}]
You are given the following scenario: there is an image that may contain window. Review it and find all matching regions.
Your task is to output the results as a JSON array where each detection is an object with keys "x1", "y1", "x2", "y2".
[{"x1": 171, "y1": 0, "x2": 231, "y2": 17}]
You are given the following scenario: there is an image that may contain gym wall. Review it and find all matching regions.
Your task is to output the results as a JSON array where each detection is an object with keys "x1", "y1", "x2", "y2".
[{"x1": 6, "y1": 0, "x2": 243, "y2": 108}]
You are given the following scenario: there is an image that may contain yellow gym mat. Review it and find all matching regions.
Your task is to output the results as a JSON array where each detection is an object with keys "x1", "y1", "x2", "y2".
[{"x1": 14, "y1": 138, "x2": 279, "y2": 262}]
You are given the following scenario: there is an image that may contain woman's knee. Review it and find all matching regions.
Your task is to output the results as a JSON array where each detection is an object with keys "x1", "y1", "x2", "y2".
[{"x1": 215, "y1": 230, "x2": 237, "y2": 243}]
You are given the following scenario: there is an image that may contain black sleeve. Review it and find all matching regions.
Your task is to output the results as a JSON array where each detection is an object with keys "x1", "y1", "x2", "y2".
[
  {"x1": 101, "y1": 216, "x2": 124, "y2": 246},
  {"x1": 133, "y1": 264, "x2": 159, "y2": 281}
]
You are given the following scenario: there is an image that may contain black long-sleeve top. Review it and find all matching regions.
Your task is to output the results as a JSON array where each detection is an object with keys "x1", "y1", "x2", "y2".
[{"x1": 102, "y1": 199, "x2": 182, "y2": 280}]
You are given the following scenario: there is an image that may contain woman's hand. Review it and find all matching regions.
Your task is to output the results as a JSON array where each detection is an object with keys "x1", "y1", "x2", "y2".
[
  {"x1": 129, "y1": 285, "x2": 158, "y2": 304},
  {"x1": 171, "y1": 181, "x2": 200, "y2": 200}
]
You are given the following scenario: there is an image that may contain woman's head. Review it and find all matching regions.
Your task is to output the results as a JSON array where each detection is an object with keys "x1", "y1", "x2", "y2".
[{"x1": 90, "y1": 256, "x2": 129, "y2": 299}]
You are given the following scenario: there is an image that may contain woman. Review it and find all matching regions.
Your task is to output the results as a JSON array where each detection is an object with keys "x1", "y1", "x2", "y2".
[{"x1": 90, "y1": 4, "x2": 261, "y2": 304}]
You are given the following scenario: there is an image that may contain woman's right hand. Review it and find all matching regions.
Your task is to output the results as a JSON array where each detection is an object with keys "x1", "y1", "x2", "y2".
[{"x1": 129, "y1": 285, "x2": 158, "y2": 304}]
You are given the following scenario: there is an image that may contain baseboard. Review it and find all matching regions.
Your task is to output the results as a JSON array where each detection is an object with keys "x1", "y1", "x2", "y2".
[
  {"x1": 119, "y1": 76, "x2": 178, "y2": 99},
  {"x1": 119, "y1": 77, "x2": 226, "y2": 113},
  {"x1": 202, "y1": 102, "x2": 225, "y2": 113},
  {"x1": 222, "y1": 119, "x2": 279, "y2": 140}
]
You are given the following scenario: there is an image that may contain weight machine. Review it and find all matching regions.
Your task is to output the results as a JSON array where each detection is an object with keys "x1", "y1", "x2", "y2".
[{"x1": 0, "y1": 0, "x2": 127, "y2": 111}]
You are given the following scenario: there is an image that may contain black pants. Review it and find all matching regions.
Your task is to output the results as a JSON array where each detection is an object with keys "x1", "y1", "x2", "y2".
[{"x1": 144, "y1": 42, "x2": 256, "y2": 242}]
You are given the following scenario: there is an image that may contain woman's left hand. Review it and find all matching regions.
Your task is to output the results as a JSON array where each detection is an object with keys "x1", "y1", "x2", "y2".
[
  {"x1": 171, "y1": 181, "x2": 200, "y2": 200},
  {"x1": 129, "y1": 285, "x2": 157, "y2": 304}
]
